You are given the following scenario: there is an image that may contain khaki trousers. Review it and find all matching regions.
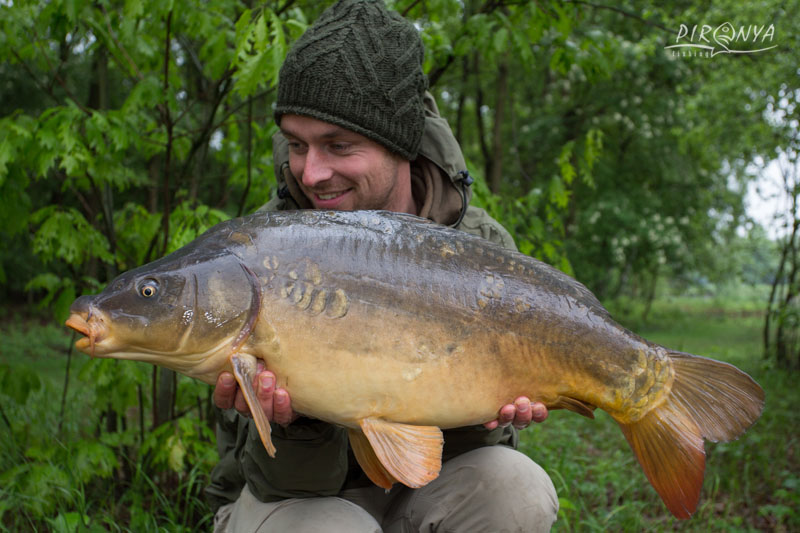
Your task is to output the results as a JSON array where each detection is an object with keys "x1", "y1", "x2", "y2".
[{"x1": 214, "y1": 446, "x2": 558, "y2": 533}]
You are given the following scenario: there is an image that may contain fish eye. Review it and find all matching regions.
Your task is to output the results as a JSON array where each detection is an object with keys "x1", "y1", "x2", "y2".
[{"x1": 139, "y1": 280, "x2": 159, "y2": 298}]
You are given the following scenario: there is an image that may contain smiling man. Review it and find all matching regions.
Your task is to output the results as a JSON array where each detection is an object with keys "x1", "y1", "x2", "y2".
[
  {"x1": 207, "y1": 1, "x2": 559, "y2": 531},
  {"x1": 280, "y1": 115, "x2": 416, "y2": 214}
]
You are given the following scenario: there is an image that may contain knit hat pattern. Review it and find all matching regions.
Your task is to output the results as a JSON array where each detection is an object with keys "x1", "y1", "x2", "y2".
[{"x1": 275, "y1": 0, "x2": 428, "y2": 160}]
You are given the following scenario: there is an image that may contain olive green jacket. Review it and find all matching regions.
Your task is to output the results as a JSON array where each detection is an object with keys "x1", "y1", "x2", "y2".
[{"x1": 205, "y1": 94, "x2": 519, "y2": 512}]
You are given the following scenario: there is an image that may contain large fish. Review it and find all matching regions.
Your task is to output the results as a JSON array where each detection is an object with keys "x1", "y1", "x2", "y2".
[{"x1": 65, "y1": 210, "x2": 763, "y2": 519}]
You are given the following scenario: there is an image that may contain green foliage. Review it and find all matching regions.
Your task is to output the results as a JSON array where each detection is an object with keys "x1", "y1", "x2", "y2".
[
  {"x1": 413, "y1": 0, "x2": 797, "y2": 301},
  {"x1": 30, "y1": 207, "x2": 114, "y2": 266},
  {"x1": 0, "y1": 313, "x2": 216, "y2": 530},
  {"x1": 165, "y1": 201, "x2": 231, "y2": 253},
  {"x1": 0, "y1": 364, "x2": 41, "y2": 405}
]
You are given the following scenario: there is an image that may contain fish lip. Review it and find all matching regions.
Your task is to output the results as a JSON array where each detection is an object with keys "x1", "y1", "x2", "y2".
[
  {"x1": 65, "y1": 314, "x2": 90, "y2": 336},
  {"x1": 65, "y1": 312, "x2": 105, "y2": 355}
]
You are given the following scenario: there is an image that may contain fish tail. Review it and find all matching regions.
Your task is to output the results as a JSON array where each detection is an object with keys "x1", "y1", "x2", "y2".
[{"x1": 618, "y1": 350, "x2": 764, "y2": 519}]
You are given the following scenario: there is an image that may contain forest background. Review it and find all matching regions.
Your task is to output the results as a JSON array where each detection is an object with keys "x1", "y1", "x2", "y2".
[{"x1": 1, "y1": 0, "x2": 798, "y2": 531}]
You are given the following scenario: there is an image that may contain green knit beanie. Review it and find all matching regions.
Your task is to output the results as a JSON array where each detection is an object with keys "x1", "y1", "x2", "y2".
[{"x1": 275, "y1": 0, "x2": 428, "y2": 160}]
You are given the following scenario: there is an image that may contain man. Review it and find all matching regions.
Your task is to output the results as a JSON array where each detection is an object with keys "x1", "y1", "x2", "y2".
[{"x1": 207, "y1": 1, "x2": 559, "y2": 531}]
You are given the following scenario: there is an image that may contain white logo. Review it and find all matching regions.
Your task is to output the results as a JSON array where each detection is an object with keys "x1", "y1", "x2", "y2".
[{"x1": 665, "y1": 23, "x2": 777, "y2": 58}]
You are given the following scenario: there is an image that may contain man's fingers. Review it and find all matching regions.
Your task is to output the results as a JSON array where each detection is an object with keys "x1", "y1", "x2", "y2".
[
  {"x1": 233, "y1": 388, "x2": 250, "y2": 416},
  {"x1": 213, "y1": 372, "x2": 237, "y2": 410},
  {"x1": 531, "y1": 401, "x2": 549, "y2": 423},
  {"x1": 497, "y1": 404, "x2": 516, "y2": 428},
  {"x1": 215, "y1": 367, "x2": 296, "y2": 426},
  {"x1": 513, "y1": 397, "x2": 533, "y2": 429},
  {"x1": 256, "y1": 372, "x2": 276, "y2": 421},
  {"x1": 273, "y1": 389, "x2": 294, "y2": 426}
]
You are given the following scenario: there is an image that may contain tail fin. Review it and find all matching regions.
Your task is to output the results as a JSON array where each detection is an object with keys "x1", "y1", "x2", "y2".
[{"x1": 618, "y1": 351, "x2": 764, "y2": 519}]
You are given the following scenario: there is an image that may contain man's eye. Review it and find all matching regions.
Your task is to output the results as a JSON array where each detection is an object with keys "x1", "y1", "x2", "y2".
[
  {"x1": 330, "y1": 143, "x2": 351, "y2": 153},
  {"x1": 287, "y1": 142, "x2": 307, "y2": 153}
]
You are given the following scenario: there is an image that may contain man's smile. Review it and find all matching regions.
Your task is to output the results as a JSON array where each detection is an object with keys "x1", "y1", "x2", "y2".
[
  {"x1": 310, "y1": 188, "x2": 354, "y2": 208},
  {"x1": 316, "y1": 191, "x2": 347, "y2": 200}
]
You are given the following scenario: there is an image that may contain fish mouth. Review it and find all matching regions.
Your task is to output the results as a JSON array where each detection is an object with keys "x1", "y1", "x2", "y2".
[{"x1": 65, "y1": 312, "x2": 106, "y2": 357}]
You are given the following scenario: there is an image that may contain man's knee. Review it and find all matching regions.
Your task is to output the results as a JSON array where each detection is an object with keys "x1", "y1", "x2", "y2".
[
  {"x1": 467, "y1": 446, "x2": 559, "y2": 530},
  {"x1": 219, "y1": 485, "x2": 381, "y2": 533},
  {"x1": 408, "y1": 446, "x2": 559, "y2": 533}
]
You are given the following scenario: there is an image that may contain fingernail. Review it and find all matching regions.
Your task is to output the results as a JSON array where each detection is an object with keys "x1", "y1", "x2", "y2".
[
  {"x1": 260, "y1": 375, "x2": 274, "y2": 390},
  {"x1": 275, "y1": 391, "x2": 286, "y2": 404},
  {"x1": 221, "y1": 373, "x2": 235, "y2": 386},
  {"x1": 516, "y1": 402, "x2": 529, "y2": 412}
]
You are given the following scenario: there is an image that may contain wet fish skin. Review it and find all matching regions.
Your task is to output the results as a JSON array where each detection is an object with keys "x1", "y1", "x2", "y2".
[{"x1": 65, "y1": 209, "x2": 764, "y2": 519}]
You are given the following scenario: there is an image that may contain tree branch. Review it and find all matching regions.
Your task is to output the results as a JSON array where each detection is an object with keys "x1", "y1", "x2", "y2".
[
  {"x1": 16, "y1": 44, "x2": 92, "y2": 115},
  {"x1": 237, "y1": 97, "x2": 254, "y2": 217},
  {"x1": 99, "y1": 4, "x2": 145, "y2": 81},
  {"x1": 425, "y1": 0, "x2": 508, "y2": 87},
  {"x1": 402, "y1": 0, "x2": 423, "y2": 17},
  {"x1": 276, "y1": 0, "x2": 298, "y2": 17},
  {"x1": 176, "y1": 75, "x2": 235, "y2": 189},
  {"x1": 160, "y1": 10, "x2": 174, "y2": 257},
  {"x1": 562, "y1": 0, "x2": 675, "y2": 34}
]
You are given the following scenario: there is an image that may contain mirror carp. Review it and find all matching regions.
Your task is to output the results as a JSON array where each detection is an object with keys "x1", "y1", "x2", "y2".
[{"x1": 65, "y1": 209, "x2": 764, "y2": 519}]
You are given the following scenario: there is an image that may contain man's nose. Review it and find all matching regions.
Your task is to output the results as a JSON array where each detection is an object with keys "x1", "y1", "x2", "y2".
[{"x1": 301, "y1": 147, "x2": 334, "y2": 187}]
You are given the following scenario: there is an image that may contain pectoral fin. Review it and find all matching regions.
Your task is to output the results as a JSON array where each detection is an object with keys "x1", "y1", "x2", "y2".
[
  {"x1": 230, "y1": 352, "x2": 276, "y2": 457},
  {"x1": 357, "y1": 417, "x2": 443, "y2": 489},
  {"x1": 348, "y1": 429, "x2": 398, "y2": 490}
]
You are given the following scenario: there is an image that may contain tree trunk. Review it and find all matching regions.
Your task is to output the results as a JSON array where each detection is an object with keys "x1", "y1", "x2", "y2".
[
  {"x1": 764, "y1": 153, "x2": 800, "y2": 369},
  {"x1": 473, "y1": 53, "x2": 491, "y2": 182},
  {"x1": 489, "y1": 57, "x2": 509, "y2": 194},
  {"x1": 153, "y1": 367, "x2": 176, "y2": 428}
]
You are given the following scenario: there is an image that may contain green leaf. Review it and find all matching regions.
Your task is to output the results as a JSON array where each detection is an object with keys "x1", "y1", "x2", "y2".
[
  {"x1": 47, "y1": 512, "x2": 88, "y2": 533},
  {"x1": 548, "y1": 175, "x2": 569, "y2": 210},
  {"x1": 124, "y1": 0, "x2": 145, "y2": 18},
  {"x1": 167, "y1": 434, "x2": 187, "y2": 472},
  {"x1": 558, "y1": 141, "x2": 576, "y2": 186},
  {"x1": 72, "y1": 441, "x2": 119, "y2": 482},
  {"x1": 53, "y1": 283, "x2": 77, "y2": 324}
]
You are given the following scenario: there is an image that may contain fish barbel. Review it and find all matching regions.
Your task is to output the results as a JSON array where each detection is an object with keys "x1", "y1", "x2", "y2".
[{"x1": 65, "y1": 210, "x2": 763, "y2": 519}]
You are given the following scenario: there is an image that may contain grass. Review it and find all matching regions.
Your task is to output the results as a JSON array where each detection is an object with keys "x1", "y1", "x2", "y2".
[
  {"x1": 1, "y1": 295, "x2": 797, "y2": 531},
  {"x1": 520, "y1": 295, "x2": 798, "y2": 532}
]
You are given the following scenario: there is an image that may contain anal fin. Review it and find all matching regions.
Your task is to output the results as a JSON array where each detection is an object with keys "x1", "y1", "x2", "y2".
[
  {"x1": 358, "y1": 417, "x2": 443, "y2": 489},
  {"x1": 230, "y1": 353, "x2": 276, "y2": 457},
  {"x1": 549, "y1": 396, "x2": 596, "y2": 419}
]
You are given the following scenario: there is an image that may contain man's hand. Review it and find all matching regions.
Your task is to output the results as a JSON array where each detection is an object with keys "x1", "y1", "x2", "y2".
[
  {"x1": 214, "y1": 367, "x2": 298, "y2": 426},
  {"x1": 484, "y1": 397, "x2": 548, "y2": 430}
]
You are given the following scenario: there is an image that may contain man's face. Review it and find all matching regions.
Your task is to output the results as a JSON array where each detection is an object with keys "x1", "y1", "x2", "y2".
[{"x1": 280, "y1": 114, "x2": 415, "y2": 213}]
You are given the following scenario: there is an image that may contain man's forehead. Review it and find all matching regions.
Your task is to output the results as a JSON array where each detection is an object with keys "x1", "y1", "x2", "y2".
[{"x1": 280, "y1": 115, "x2": 360, "y2": 141}]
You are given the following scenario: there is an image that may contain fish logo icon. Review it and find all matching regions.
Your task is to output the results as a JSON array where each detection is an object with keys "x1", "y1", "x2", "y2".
[{"x1": 712, "y1": 22, "x2": 735, "y2": 55}]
